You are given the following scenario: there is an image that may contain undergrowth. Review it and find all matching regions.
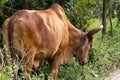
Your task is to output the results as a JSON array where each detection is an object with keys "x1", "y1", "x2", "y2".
[{"x1": 0, "y1": 18, "x2": 120, "y2": 80}]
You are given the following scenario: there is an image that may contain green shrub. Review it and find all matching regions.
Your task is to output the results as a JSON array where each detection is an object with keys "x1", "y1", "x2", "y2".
[{"x1": 0, "y1": 18, "x2": 120, "y2": 80}]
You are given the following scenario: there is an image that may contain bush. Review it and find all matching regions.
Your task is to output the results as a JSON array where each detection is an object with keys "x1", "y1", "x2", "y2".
[{"x1": 0, "y1": 18, "x2": 120, "y2": 80}]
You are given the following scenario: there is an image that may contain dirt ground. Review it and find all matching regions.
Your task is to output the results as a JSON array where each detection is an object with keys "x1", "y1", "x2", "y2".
[{"x1": 104, "y1": 69, "x2": 120, "y2": 80}]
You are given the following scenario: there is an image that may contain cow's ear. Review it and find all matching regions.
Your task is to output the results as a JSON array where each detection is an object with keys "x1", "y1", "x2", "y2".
[{"x1": 87, "y1": 25, "x2": 103, "y2": 37}]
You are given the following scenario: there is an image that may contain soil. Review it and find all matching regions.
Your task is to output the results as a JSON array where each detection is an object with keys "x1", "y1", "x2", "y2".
[{"x1": 104, "y1": 69, "x2": 120, "y2": 80}]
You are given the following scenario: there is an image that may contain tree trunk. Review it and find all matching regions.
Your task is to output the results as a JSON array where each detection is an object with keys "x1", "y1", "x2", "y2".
[
  {"x1": 117, "y1": 5, "x2": 120, "y2": 21},
  {"x1": 102, "y1": 0, "x2": 107, "y2": 36},
  {"x1": 23, "y1": 0, "x2": 28, "y2": 9},
  {"x1": 109, "y1": 7, "x2": 113, "y2": 35}
]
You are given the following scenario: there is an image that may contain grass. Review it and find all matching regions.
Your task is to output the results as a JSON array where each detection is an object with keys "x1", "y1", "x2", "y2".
[{"x1": 0, "y1": 18, "x2": 120, "y2": 80}]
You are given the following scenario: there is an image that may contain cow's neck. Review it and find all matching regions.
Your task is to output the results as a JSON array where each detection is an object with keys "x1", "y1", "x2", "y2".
[{"x1": 63, "y1": 22, "x2": 84, "y2": 63}]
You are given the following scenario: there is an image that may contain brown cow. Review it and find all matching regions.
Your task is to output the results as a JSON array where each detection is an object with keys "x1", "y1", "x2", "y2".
[{"x1": 2, "y1": 3, "x2": 103, "y2": 80}]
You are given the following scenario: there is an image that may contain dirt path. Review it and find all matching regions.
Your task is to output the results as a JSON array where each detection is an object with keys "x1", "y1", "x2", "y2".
[{"x1": 104, "y1": 69, "x2": 120, "y2": 80}]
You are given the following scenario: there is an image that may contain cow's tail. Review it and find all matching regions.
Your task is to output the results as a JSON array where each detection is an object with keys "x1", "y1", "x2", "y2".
[
  {"x1": 7, "y1": 18, "x2": 17, "y2": 79},
  {"x1": 7, "y1": 18, "x2": 15, "y2": 58}
]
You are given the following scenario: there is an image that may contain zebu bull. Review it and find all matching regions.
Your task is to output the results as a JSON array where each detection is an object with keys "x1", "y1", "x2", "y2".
[{"x1": 2, "y1": 3, "x2": 103, "y2": 80}]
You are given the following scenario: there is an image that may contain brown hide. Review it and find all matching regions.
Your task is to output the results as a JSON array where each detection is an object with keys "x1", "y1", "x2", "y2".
[{"x1": 2, "y1": 3, "x2": 102, "y2": 80}]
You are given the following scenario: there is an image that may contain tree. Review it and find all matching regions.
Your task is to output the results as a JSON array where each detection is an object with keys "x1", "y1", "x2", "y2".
[
  {"x1": 64, "y1": 0, "x2": 95, "y2": 30},
  {"x1": 108, "y1": 7, "x2": 113, "y2": 35},
  {"x1": 23, "y1": 0, "x2": 28, "y2": 9},
  {"x1": 117, "y1": 4, "x2": 120, "y2": 21},
  {"x1": 102, "y1": 0, "x2": 107, "y2": 36}
]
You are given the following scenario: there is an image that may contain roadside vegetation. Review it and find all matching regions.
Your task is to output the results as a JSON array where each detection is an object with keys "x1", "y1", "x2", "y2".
[
  {"x1": 0, "y1": 18, "x2": 119, "y2": 80},
  {"x1": 0, "y1": 0, "x2": 120, "y2": 80},
  {"x1": 33, "y1": 18, "x2": 120, "y2": 80}
]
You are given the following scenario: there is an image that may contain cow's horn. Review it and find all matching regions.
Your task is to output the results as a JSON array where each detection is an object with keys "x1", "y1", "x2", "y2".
[{"x1": 87, "y1": 25, "x2": 103, "y2": 37}]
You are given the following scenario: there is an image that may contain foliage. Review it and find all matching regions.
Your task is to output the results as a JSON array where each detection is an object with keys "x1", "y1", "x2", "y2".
[
  {"x1": 81, "y1": 18, "x2": 120, "y2": 80},
  {"x1": 0, "y1": 0, "x2": 120, "y2": 80},
  {"x1": 64, "y1": 0, "x2": 95, "y2": 30},
  {"x1": 0, "y1": 0, "x2": 8, "y2": 5},
  {"x1": 58, "y1": 18, "x2": 120, "y2": 80},
  {"x1": 1, "y1": 18, "x2": 120, "y2": 80}
]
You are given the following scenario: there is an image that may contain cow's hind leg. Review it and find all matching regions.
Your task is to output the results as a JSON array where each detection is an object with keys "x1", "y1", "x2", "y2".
[{"x1": 22, "y1": 47, "x2": 36, "y2": 80}]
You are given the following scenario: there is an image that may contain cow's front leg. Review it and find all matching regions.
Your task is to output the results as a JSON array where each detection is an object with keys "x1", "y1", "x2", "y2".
[
  {"x1": 48, "y1": 53, "x2": 64, "y2": 80},
  {"x1": 49, "y1": 60, "x2": 59, "y2": 80}
]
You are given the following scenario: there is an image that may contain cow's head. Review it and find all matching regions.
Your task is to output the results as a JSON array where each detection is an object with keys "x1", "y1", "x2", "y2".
[{"x1": 75, "y1": 25, "x2": 103, "y2": 65}]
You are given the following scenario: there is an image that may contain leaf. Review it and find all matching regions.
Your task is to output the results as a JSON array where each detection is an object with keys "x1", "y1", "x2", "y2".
[{"x1": 0, "y1": 0, "x2": 8, "y2": 5}]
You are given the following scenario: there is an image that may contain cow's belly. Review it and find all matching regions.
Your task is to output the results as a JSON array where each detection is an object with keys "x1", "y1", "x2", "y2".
[
  {"x1": 36, "y1": 35, "x2": 62, "y2": 59},
  {"x1": 33, "y1": 38, "x2": 66, "y2": 68}
]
